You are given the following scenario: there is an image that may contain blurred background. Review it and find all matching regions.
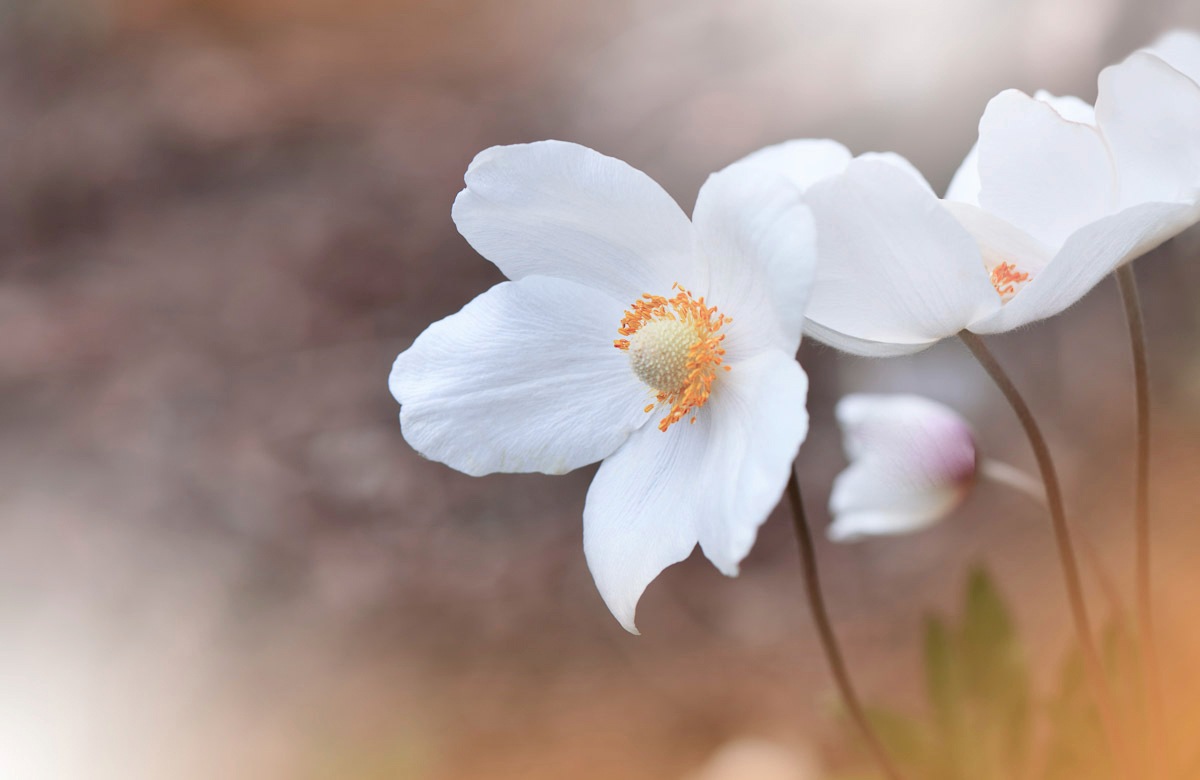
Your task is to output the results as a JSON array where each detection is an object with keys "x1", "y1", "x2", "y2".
[{"x1": 3, "y1": 0, "x2": 1200, "y2": 777}]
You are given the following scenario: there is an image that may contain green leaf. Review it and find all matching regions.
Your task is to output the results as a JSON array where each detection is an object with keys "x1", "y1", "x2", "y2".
[
  {"x1": 924, "y1": 614, "x2": 967, "y2": 778},
  {"x1": 864, "y1": 705, "x2": 939, "y2": 776},
  {"x1": 958, "y1": 567, "x2": 1033, "y2": 777}
]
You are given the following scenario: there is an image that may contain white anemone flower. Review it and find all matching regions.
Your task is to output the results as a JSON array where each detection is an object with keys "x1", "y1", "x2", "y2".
[
  {"x1": 733, "y1": 30, "x2": 1200, "y2": 357},
  {"x1": 827, "y1": 394, "x2": 977, "y2": 541},
  {"x1": 390, "y1": 141, "x2": 816, "y2": 633},
  {"x1": 828, "y1": 393, "x2": 1046, "y2": 542}
]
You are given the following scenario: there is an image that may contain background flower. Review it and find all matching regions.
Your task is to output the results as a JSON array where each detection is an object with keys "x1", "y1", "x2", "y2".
[
  {"x1": 741, "y1": 31, "x2": 1200, "y2": 357},
  {"x1": 828, "y1": 394, "x2": 977, "y2": 542}
]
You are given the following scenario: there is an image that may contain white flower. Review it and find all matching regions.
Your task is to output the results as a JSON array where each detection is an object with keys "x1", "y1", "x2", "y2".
[
  {"x1": 390, "y1": 141, "x2": 816, "y2": 633},
  {"x1": 827, "y1": 394, "x2": 977, "y2": 542},
  {"x1": 687, "y1": 738, "x2": 820, "y2": 780},
  {"x1": 734, "y1": 30, "x2": 1200, "y2": 357}
]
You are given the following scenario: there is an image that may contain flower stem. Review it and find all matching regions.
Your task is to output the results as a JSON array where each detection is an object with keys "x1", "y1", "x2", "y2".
[
  {"x1": 1116, "y1": 263, "x2": 1166, "y2": 776},
  {"x1": 958, "y1": 331, "x2": 1130, "y2": 777},
  {"x1": 980, "y1": 458, "x2": 1127, "y2": 623},
  {"x1": 785, "y1": 470, "x2": 905, "y2": 780}
]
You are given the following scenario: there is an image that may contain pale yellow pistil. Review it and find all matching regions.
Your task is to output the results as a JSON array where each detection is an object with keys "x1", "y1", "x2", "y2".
[{"x1": 614, "y1": 284, "x2": 730, "y2": 431}]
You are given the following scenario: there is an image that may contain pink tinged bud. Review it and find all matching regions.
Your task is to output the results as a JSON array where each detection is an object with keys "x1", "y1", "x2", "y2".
[{"x1": 828, "y1": 394, "x2": 977, "y2": 542}]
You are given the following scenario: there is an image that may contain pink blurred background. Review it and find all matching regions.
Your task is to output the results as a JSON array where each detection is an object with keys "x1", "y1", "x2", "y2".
[{"x1": 3, "y1": 0, "x2": 1200, "y2": 777}]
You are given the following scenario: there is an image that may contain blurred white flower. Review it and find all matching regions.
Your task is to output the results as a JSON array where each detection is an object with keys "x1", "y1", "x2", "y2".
[
  {"x1": 391, "y1": 141, "x2": 816, "y2": 633},
  {"x1": 735, "y1": 29, "x2": 1200, "y2": 357},
  {"x1": 686, "y1": 738, "x2": 820, "y2": 780},
  {"x1": 828, "y1": 394, "x2": 977, "y2": 541}
]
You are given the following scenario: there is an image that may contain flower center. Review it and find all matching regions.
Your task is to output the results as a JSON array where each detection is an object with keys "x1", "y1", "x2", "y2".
[
  {"x1": 614, "y1": 284, "x2": 730, "y2": 431},
  {"x1": 989, "y1": 261, "x2": 1031, "y2": 302}
]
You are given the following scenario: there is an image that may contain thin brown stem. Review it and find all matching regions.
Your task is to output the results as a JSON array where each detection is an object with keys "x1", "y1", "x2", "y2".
[
  {"x1": 1116, "y1": 263, "x2": 1166, "y2": 776},
  {"x1": 958, "y1": 331, "x2": 1131, "y2": 778},
  {"x1": 979, "y1": 458, "x2": 1127, "y2": 622},
  {"x1": 786, "y1": 471, "x2": 905, "y2": 780}
]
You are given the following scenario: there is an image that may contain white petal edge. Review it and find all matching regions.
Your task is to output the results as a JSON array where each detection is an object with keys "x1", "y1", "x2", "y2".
[
  {"x1": 1033, "y1": 90, "x2": 1097, "y2": 125},
  {"x1": 828, "y1": 509, "x2": 953, "y2": 542},
  {"x1": 970, "y1": 200, "x2": 1200, "y2": 334},
  {"x1": 728, "y1": 138, "x2": 853, "y2": 192},
  {"x1": 583, "y1": 350, "x2": 808, "y2": 633},
  {"x1": 390, "y1": 276, "x2": 651, "y2": 477},
  {"x1": 947, "y1": 91, "x2": 1095, "y2": 205},
  {"x1": 976, "y1": 89, "x2": 1117, "y2": 250},
  {"x1": 452, "y1": 141, "x2": 695, "y2": 303},
  {"x1": 802, "y1": 157, "x2": 1000, "y2": 355},
  {"x1": 692, "y1": 160, "x2": 817, "y2": 356},
  {"x1": 1148, "y1": 29, "x2": 1200, "y2": 86},
  {"x1": 1096, "y1": 51, "x2": 1200, "y2": 209}
]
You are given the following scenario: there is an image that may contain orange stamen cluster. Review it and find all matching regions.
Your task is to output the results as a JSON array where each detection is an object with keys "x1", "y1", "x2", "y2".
[
  {"x1": 990, "y1": 261, "x2": 1030, "y2": 300},
  {"x1": 614, "y1": 283, "x2": 731, "y2": 431}
]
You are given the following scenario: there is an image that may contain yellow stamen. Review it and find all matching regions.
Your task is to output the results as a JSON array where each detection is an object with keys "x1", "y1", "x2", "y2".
[{"x1": 614, "y1": 283, "x2": 730, "y2": 432}]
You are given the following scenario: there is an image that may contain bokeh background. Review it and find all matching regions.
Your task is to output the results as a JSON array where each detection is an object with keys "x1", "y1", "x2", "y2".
[{"x1": 3, "y1": 0, "x2": 1200, "y2": 777}]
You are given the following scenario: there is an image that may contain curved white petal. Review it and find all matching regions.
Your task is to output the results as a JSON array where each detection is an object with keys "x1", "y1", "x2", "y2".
[
  {"x1": 828, "y1": 394, "x2": 976, "y2": 542},
  {"x1": 452, "y1": 141, "x2": 695, "y2": 303},
  {"x1": 728, "y1": 138, "x2": 853, "y2": 191},
  {"x1": 945, "y1": 141, "x2": 981, "y2": 205},
  {"x1": 1097, "y1": 52, "x2": 1200, "y2": 208},
  {"x1": 390, "y1": 276, "x2": 651, "y2": 477},
  {"x1": 801, "y1": 319, "x2": 942, "y2": 357},
  {"x1": 942, "y1": 201, "x2": 1054, "y2": 277},
  {"x1": 976, "y1": 90, "x2": 1117, "y2": 250},
  {"x1": 802, "y1": 157, "x2": 1000, "y2": 356},
  {"x1": 857, "y1": 151, "x2": 936, "y2": 193},
  {"x1": 970, "y1": 200, "x2": 1200, "y2": 334},
  {"x1": 1148, "y1": 29, "x2": 1200, "y2": 86},
  {"x1": 1033, "y1": 90, "x2": 1096, "y2": 125},
  {"x1": 947, "y1": 91, "x2": 1095, "y2": 205},
  {"x1": 692, "y1": 161, "x2": 817, "y2": 356},
  {"x1": 583, "y1": 350, "x2": 808, "y2": 633}
]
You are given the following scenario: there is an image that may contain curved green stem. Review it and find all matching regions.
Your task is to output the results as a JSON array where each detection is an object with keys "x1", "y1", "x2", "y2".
[
  {"x1": 786, "y1": 471, "x2": 906, "y2": 780},
  {"x1": 958, "y1": 331, "x2": 1130, "y2": 778},
  {"x1": 1116, "y1": 263, "x2": 1166, "y2": 775}
]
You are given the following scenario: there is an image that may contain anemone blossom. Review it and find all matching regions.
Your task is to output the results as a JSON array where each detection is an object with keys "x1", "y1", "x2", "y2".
[
  {"x1": 390, "y1": 141, "x2": 816, "y2": 632},
  {"x1": 735, "y1": 30, "x2": 1200, "y2": 357}
]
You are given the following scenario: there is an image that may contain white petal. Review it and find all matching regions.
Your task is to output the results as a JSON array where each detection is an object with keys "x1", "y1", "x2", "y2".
[
  {"x1": 692, "y1": 160, "x2": 817, "y2": 356},
  {"x1": 945, "y1": 141, "x2": 981, "y2": 205},
  {"x1": 1033, "y1": 90, "x2": 1097, "y2": 125},
  {"x1": 857, "y1": 151, "x2": 936, "y2": 193},
  {"x1": 390, "y1": 276, "x2": 650, "y2": 477},
  {"x1": 1096, "y1": 52, "x2": 1200, "y2": 208},
  {"x1": 800, "y1": 320, "x2": 943, "y2": 358},
  {"x1": 970, "y1": 201, "x2": 1200, "y2": 334},
  {"x1": 828, "y1": 394, "x2": 976, "y2": 542},
  {"x1": 728, "y1": 138, "x2": 852, "y2": 191},
  {"x1": 452, "y1": 141, "x2": 695, "y2": 303},
  {"x1": 1148, "y1": 29, "x2": 1200, "y2": 86},
  {"x1": 942, "y1": 201, "x2": 1055, "y2": 277},
  {"x1": 828, "y1": 510, "x2": 951, "y2": 541},
  {"x1": 976, "y1": 90, "x2": 1117, "y2": 250},
  {"x1": 583, "y1": 350, "x2": 808, "y2": 632},
  {"x1": 949, "y1": 91, "x2": 1095, "y2": 206},
  {"x1": 802, "y1": 157, "x2": 1000, "y2": 357},
  {"x1": 694, "y1": 351, "x2": 809, "y2": 575}
]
